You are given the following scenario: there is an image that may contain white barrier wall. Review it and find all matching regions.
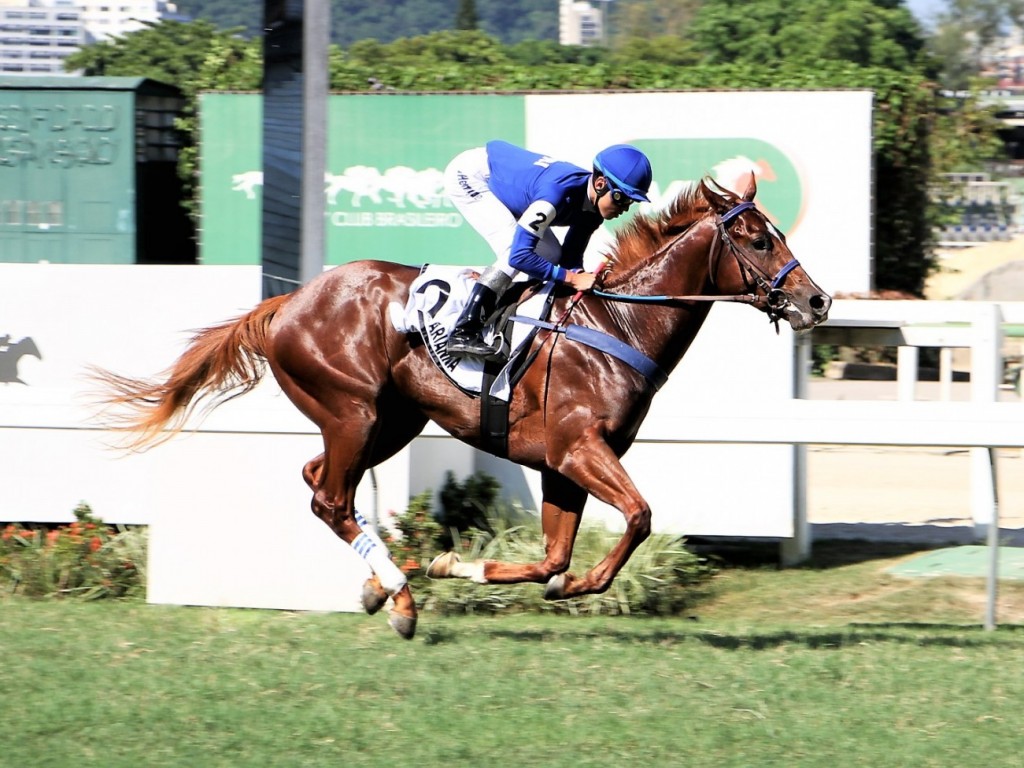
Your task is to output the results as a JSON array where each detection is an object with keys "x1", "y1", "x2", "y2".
[
  {"x1": 1, "y1": 264, "x2": 799, "y2": 611},
  {"x1": 1, "y1": 265, "x2": 381, "y2": 611}
]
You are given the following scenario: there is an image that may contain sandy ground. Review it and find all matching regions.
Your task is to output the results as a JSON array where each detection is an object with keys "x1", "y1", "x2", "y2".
[
  {"x1": 925, "y1": 237, "x2": 1024, "y2": 301},
  {"x1": 804, "y1": 378, "x2": 1024, "y2": 543}
]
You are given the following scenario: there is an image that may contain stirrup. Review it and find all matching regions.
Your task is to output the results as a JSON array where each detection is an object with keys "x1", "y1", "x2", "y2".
[{"x1": 447, "y1": 331, "x2": 499, "y2": 358}]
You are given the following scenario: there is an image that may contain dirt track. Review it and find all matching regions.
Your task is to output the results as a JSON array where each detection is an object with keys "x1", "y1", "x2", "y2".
[{"x1": 805, "y1": 379, "x2": 1024, "y2": 541}]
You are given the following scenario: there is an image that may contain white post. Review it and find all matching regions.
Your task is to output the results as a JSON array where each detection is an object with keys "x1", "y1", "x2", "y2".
[
  {"x1": 970, "y1": 304, "x2": 1003, "y2": 537},
  {"x1": 781, "y1": 334, "x2": 812, "y2": 566},
  {"x1": 897, "y1": 345, "x2": 918, "y2": 402},
  {"x1": 984, "y1": 446, "x2": 1000, "y2": 631},
  {"x1": 939, "y1": 346, "x2": 954, "y2": 401}
]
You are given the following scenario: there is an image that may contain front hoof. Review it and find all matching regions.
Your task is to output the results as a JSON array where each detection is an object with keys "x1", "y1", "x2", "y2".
[
  {"x1": 361, "y1": 576, "x2": 388, "y2": 615},
  {"x1": 426, "y1": 551, "x2": 461, "y2": 579},
  {"x1": 388, "y1": 610, "x2": 417, "y2": 640},
  {"x1": 544, "y1": 573, "x2": 569, "y2": 601}
]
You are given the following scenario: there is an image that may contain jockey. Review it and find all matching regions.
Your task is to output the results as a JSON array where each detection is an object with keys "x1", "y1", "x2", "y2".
[{"x1": 443, "y1": 140, "x2": 653, "y2": 359}]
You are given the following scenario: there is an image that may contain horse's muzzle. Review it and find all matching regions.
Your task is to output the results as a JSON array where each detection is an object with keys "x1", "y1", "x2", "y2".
[{"x1": 786, "y1": 291, "x2": 832, "y2": 331}]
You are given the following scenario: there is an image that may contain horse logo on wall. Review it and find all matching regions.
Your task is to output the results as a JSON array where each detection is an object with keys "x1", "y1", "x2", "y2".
[{"x1": 0, "y1": 335, "x2": 42, "y2": 384}]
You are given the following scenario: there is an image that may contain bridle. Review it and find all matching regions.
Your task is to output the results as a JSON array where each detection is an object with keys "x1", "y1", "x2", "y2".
[
  {"x1": 592, "y1": 200, "x2": 801, "y2": 331},
  {"x1": 512, "y1": 199, "x2": 803, "y2": 394}
]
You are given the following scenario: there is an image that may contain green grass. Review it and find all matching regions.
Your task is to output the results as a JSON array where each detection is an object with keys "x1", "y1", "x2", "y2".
[{"x1": 3, "y1": 541, "x2": 1024, "y2": 767}]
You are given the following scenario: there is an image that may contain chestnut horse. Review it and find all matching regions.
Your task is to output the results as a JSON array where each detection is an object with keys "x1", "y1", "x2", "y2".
[{"x1": 94, "y1": 176, "x2": 830, "y2": 639}]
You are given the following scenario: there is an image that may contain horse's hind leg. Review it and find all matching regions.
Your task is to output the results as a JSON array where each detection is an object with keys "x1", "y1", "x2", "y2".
[
  {"x1": 302, "y1": 454, "x2": 389, "y2": 616},
  {"x1": 314, "y1": 433, "x2": 418, "y2": 638}
]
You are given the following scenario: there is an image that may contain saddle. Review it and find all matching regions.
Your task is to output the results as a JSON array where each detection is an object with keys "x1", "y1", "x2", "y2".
[
  {"x1": 388, "y1": 266, "x2": 557, "y2": 456},
  {"x1": 390, "y1": 265, "x2": 669, "y2": 456}
]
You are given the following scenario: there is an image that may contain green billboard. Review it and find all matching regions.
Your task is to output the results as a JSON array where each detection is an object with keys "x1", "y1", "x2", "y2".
[
  {"x1": 200, "y1": 93, "x2": 820, "y2": 273},
  {"x1": 199, "y1": 93, "x2": 526, "y2": 267},
  {"x1": 0, "y1": 88, "x2": 135, "y2": 263}
]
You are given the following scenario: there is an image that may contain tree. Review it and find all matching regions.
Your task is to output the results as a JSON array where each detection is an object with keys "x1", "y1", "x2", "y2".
[
  {"x1": 456, "y1": 0, "x2": 479, "y2": 30},
  {"x1": 173, "y1": 0, "x2": 559, "y2": 46},
  {"x1": 928, "y1": 0, "x2": 1024, "y2": 89},
  {"x1": 610, "y1": 0, "x2": 701, "y2": 42},
  {"x1": 66, "y1": 20, "x2": 262, "y2": 225},
  {"x1": 69, "y1": 10, "x2": 1007, "y2": 294},
  {"x1": 687, "y1": 0, "x2": 926, "y2": 70}
]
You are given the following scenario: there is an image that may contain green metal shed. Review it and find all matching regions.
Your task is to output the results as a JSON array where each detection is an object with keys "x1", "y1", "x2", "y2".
[{"x1": 0, "y1": 76, "x2": 193, "y2": 264}]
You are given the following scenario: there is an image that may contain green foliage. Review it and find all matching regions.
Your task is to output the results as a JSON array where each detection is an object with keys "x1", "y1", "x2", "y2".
[
  {"x1": 385, "y1": 478, "x2": 714, "y2": 616},
  {"x1": 420, "y1": 520, "x2": 715, "y2": 617},
  {"x1": 64, "y1": 19, "x2": 232, "y2": 83},
  {"x1": 173, "y1": 0, "x2": 559, "y2": 46},
  {"x1": 927, "y1": 0, "x2": 1024, "y2": 90},
  {"x1": 456, "y1": 0, "x2": 479, "y2": 31},
  {"x1": 1, "y1": 503, "x2": 146, "y2": 600},
  {"x1": 610, "y1": 0, "x2": 701, "y2": 41},
  {"x1": 65, "y1": 19, "x2": 262, "y2": 225},
  {"x1": 438, "y1": 470, "x2": 498, "y2": 540},
  {"x1": 386, "y1": 490, "x2": 446, "y2": 577},
  {"x1": 688, "y1": 0, "x2": 926, "y2": 70},
  {"x1": 69, "y1": 1, "x2": 1014, "y2": 294},
  {"x1": 811, "y1": 344, "x2": 839, "y2": 376},
  {"x1": 385, "y1": 473, "x2": 517, "y2": 574}
]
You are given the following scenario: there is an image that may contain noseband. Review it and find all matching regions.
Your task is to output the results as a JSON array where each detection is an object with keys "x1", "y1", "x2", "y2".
[{"x1": 593, "y1": 199, "x2": 801, "y2": 332}]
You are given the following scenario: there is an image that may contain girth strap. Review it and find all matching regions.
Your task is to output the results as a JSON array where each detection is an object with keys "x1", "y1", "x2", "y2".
[
  {"x1": 479, "y1": 358, "x2": 510, "y2": 457},
  {"x1": 510, "y1": 316, "x2": 669, "y2": 391}
]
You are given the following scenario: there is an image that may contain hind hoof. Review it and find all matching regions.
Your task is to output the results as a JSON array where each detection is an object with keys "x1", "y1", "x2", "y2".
[
  {"x1": 426, "y1": 551, "x2": 461, "y2": 579},
  {"x1": 544, "y1": 573, "x2": 568, "y2": 601},
  {"x1": 361, "y1": 577, "x2": 388, "y2": 615},
  {"x1": 388, "y1": 610, "x2": 417, "y2": 640}
]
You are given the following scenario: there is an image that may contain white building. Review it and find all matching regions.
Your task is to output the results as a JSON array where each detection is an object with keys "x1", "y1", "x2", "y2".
[
  {"x1": 78, "y1": 0, "x2": 185, "y2": 44},
  {"x1": 0, "y1": 0, "x2": 185, "y2": 76},
  {"x1": 0, "y1": 0, "x2": 83, "y2": 75},
  {"x1": 559, "y1": 0, "x2": 606, "y2": 46}
]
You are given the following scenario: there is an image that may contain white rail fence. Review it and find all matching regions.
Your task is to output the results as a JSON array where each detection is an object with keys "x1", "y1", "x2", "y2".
[{"x1": 2, "y1": 265, "x2": 1021, "y2": 627}]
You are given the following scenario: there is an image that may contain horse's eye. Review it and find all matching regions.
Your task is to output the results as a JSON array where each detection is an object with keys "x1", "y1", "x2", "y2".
[{"x1": 752, "y1": 237, "x2": 771, "y2": 252}]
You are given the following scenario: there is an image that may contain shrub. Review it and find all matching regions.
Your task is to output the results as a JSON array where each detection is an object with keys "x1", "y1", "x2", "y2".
[
  {"x1": 0, "y1": 503, "x2": 146, "y2": 600},
  {"x1": 419, "y1": 519, "x2": 715, "y2": 617},
  {"x1": 385, "y1": 475, "x2": 715, "y2": 617}
]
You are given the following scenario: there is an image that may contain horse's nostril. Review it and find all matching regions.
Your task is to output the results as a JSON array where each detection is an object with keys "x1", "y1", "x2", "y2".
[{"x1": 810, "y1": 294, "x2": 831, "y2": 314}]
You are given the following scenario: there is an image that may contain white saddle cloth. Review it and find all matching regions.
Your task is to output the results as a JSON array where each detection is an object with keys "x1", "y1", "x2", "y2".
[{"x1": 388, "y1": 265, "x2": 554, "y2": 400}]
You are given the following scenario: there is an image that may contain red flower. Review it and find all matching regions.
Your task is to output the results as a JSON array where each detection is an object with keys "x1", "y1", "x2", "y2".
[
  {"x1": 89, "y1": 536, "x2": 102, "y2": 553},
  {"x1": 46, "y1": 530, "x2": 60, "y2": 546}
]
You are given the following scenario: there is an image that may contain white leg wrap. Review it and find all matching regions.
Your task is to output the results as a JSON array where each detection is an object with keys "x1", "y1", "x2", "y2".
[
  {"x1": 351, "y1": 512, "x2": 407, "y2": 595},
  {"x1": 452, "y1": 559, "x2": 487, "y2": 584}
]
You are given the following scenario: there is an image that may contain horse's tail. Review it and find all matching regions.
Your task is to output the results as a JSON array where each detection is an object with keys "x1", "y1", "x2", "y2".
[{"x1": 91, "y1": 293, "x2": 291, "y2": 451}]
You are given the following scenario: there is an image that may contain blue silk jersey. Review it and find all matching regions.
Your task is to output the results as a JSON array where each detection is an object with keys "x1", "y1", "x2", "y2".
[{"x1": 485, "y1": 140, "x2": 602, "y2": 282}]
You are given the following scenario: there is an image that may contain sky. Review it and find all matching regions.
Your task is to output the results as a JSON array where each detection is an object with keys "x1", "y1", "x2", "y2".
[{"x1": 905, "y1": 0, "x2": 946, "y2": 27}]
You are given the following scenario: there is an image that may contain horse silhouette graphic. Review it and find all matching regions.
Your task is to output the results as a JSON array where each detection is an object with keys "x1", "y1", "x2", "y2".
[
  {"x1": 0, "y1": 336, "x2": 42, "y2": 384},
  {"x1": 232, "y1": 166, "x2": 449, "y2": 209},
  {"x1": 324, "y1": 166, "x2": 446, "y2": 208}
]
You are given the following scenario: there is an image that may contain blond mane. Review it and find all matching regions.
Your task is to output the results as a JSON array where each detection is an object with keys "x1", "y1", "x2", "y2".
[{"x1": 601, "y1": 181, "x2": 734, "y2": 289}]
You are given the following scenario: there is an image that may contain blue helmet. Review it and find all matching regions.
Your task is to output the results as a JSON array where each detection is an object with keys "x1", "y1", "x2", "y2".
[{"x1": 593, "y1": 144, "x2": 652, "y2": 202}]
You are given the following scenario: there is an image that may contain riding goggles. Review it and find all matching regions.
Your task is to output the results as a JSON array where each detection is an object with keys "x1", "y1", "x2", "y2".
[{"x1": 606, "y1": 185, "x2": 634, "y2": 209}]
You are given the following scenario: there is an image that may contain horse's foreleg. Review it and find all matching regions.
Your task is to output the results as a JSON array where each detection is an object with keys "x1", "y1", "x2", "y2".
[
  {"x1": 543, "y1": 435, "x2": 652, "y2": 600},
  {"x1": 427, "y1": 470, "x2": 586, "y2": 585}
]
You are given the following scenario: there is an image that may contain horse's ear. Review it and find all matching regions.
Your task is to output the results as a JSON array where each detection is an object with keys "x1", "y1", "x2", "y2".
[
  {"x1": 741, "y1": 171, "x2": 757, "y2": 202},
  {"x1": 700, "y1": 178, "x2": 731, "y2": 214}
]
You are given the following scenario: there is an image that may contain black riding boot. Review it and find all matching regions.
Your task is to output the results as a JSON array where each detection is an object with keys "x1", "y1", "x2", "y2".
[{"x1": 447, "y1": 282, "x2": 500, "y2": 358}]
